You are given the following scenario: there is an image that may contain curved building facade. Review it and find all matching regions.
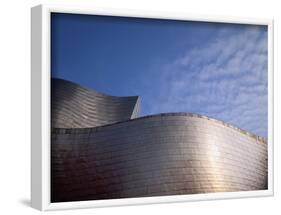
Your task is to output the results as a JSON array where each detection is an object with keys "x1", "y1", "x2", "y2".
[
  {"x1": 51, "y1": 79, "x2": 267, "y2": 203},
  {"x1": 51, "y1": 78, "x2": 140, "y2": 128}
]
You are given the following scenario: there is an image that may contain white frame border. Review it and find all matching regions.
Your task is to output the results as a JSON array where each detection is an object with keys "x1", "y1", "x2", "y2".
[{"x1": 31, "y1": 4, "x2": 274, "y2": 211}]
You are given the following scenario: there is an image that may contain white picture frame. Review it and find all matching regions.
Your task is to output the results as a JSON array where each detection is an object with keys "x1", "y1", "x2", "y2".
[{"x1": 31, "y1": 4, "x2": 274, "y2": 211}]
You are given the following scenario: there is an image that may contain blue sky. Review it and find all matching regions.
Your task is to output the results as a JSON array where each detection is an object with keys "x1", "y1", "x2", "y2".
[{"x1": 51, "y1": 13, "x2": 268, "y2": 138}]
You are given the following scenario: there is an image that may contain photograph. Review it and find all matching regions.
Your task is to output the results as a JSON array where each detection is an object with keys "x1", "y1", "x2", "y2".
[{"x1": 50, "y1": 12, "x2": 268, "y2": 203}]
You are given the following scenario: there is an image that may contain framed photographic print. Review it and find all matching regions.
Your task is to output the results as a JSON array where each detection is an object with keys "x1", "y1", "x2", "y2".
[{"x1": 31, "y1": 4, "x2": 274, "y2": 211}]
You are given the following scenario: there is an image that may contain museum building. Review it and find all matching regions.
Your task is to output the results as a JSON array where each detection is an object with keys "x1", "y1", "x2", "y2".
[{"x1": 51, "y1": 78, "x2": 268, "y2": 202}]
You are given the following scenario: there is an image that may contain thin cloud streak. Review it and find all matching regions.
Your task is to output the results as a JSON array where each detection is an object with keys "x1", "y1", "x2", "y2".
[{"x1": 147, "y1": 26, "x2": 268, "y2": 138}]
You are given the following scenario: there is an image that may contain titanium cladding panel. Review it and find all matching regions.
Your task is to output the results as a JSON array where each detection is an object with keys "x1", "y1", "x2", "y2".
[
  {"x1": 51, "y1": 78, "x2": 140, "y2": 128},
  {"x1": 51, "y1": 114, "x2": 267, "y2": 202}
]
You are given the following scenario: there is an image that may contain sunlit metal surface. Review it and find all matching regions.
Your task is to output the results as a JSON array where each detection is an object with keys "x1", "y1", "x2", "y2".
[{"x1": 51, "y1": 79, "x2": 267, "y2": 203}]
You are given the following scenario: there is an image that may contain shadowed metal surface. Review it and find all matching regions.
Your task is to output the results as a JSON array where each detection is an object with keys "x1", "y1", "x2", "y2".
[
  {"x1": 51, "y1": 112, "x2": 267, "y2": 202},
  {"x1": 51, "y1": 78, "x2": 140, "y2": 128}
]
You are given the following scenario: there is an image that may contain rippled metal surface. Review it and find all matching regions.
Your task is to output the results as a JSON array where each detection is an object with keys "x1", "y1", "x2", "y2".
[
  {"x1": 51, "y1": 78, "x2": 140, "y2": 128},
  {"x1": 51, "y1": 79, "x2": 267, "y2": 203}
]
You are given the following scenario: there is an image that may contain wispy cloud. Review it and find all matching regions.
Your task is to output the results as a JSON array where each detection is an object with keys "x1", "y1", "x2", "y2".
[{"x1": 146, "y1": 25, "x2": 268, "y2": 138}]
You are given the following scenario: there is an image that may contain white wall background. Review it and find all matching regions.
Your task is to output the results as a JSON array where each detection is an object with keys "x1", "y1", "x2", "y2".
[{"x1": 0, "y1": 0, "x2": 279, "y2": 214}]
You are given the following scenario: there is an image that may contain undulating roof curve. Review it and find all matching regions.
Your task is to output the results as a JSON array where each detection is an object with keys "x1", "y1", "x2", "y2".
[{"x1": 51, "y1": 78, "x2": 140, "y2": 128}]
